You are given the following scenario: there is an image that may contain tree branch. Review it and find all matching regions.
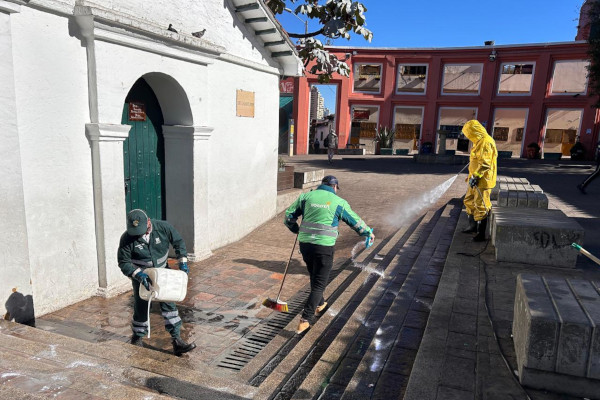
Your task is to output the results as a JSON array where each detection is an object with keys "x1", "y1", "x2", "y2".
[{"x1": 287, "y1": 28, "x2": 325, "y2": 38}]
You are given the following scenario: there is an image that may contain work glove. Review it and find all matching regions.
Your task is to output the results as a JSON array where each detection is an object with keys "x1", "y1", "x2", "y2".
[
  {"x1": 133, "y1": 271, "x2": 151, "y2": 291},
  {"x1": 179, "y1": 261, "x2": 189, "y2": 274},
  {"x1": 290, "y1": 223, "x2": 300, "y2": 234},
  {"x1": 468, "y1": 176, "x2": 479, "y2": 188}
]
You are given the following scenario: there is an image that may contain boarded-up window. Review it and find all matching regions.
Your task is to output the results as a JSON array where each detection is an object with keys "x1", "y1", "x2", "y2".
[
  {"x1": 353, "y1": 63, "x2": 382, "y2": 93},
  {"x1": 442, "y1": 64, "x2": 483, "y2": 95}
]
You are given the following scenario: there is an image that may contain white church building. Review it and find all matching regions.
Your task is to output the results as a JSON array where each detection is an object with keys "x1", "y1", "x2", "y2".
[{"x1": 1, "y1": 0, "x2": 302, "y2": 319}]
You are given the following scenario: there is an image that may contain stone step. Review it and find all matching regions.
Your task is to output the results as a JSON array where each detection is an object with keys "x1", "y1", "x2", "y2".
[
  {"x1": 251, "y1": 211, "x2": 435, "y2": 399},
  {"x1": 339, "y1": 203, "x2": 459, "y2": 400},
  {"x1": 0, "y1": 331, "x2": 170, "y2": 399},
  {"x1": 0, "y1": 319, "x2": 257, "y2": 399}
]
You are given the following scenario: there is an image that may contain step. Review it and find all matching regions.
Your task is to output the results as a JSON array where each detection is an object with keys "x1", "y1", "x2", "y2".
[
  {"x1": 0, "y1": 332, "x2": 171, "y2": 399},
  {"x1": 252, "y1": 213, "x2": 431, "y2": 399},
  {"x1": 0, "y1": 319, "x2": 257, "y2": 399},
  {"x1": 340, "y1": 203, "x2": 460, "y2": 399}
]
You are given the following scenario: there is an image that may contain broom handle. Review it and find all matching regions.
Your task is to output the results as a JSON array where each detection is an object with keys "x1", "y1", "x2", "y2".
[
  {"x1": 573, "y1": 243, "x2": 600, "y2": 266},
  {"x1": 275, "y1": 235, "x2": 298, "y2": 301}
]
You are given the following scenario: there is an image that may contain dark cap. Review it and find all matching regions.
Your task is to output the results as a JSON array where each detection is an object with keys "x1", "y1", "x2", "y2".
[
  {"x1": 322, "y1": 175, "x2": 339, "y2": 188},
  {"x1": 127, "y1": 209, "x2": 149, "y2": 236}
]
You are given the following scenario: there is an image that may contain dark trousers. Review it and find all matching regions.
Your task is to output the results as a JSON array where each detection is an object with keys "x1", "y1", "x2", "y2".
[
  {"x1": 131, "y1": 279, "x2": 181, "y2": 338},
  {"x1": 581, "y1": 162, "x2": 600, "y2": 189},
  {"x1": 299, "y1": 242, "x2": 334, "y2": 323}
]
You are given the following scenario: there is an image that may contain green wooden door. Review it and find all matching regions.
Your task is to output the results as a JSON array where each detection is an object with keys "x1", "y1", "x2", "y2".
[{"x1": 121, "y1": 78, "x2": 166, "y2": 220}]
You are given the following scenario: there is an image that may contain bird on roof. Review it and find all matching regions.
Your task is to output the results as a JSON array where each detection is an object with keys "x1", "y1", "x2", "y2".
[
  {"x1": 167, "y1": 24, "x2": 178, "y2": 33},
  {"x1": 192, "y1": 29, "x2": 206, "y2": 38}
]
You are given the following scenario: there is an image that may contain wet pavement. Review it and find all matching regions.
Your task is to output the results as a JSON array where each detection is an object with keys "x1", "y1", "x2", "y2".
[{"x1": 24, "y1": 155, "x2": 600, "y2": 398}]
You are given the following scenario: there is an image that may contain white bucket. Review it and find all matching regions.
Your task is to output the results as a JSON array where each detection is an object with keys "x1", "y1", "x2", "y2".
[{"x1": 139, "y1": 268, "x2": 188, "y2": 302}]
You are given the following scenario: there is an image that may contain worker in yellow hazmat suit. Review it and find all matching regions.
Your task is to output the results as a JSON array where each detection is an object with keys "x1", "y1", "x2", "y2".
[{"x1": 461, "y1": 120, "x2": 497, "y2": 242}]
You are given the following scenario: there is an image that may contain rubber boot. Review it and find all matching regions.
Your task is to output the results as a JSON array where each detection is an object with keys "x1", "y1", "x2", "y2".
[
  {"x1": 473, "y1": 217, "x2": 488, "y2": 242},
  {"x1": 130, "y1": 334, "x2": 144, "y2": 348},
  {"x1": 172, "y1": 337, "x2": 196, "y2": 356},
  {"x1": 461, "y1": 214, "x2": 477, "y2": 234}
]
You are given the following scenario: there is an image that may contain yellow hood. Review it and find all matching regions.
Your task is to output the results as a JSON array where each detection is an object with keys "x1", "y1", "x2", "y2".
[{"x1": 462, "y1": 120, "x2": 488, "y2": 143}]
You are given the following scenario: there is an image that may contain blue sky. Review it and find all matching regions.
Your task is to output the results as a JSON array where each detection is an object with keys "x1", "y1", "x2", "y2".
[{"x1": 277, "y1": 0, "x2": 586, "y2": 111}]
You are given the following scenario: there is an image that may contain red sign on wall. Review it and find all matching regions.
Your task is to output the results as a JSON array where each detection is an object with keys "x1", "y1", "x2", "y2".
[
  {"x1": 280, "y1": 80, "x2": 294, "y2": 94},
  {"x1": 353, "y1": 109, "x2": 370, "y2": 121},
  {"x1": 129, "y1": 102, "x2": 146, "y2": 121}
]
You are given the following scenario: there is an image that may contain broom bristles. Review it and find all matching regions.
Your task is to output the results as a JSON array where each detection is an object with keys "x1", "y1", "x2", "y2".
[{"x1": 262, "y1": 297, "x2": 289, "y2": 312}]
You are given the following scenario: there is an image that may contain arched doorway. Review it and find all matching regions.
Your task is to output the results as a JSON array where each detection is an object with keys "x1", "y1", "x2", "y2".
[{"x1": 121, "y1": 78, "x2": 165, "y2": 219}]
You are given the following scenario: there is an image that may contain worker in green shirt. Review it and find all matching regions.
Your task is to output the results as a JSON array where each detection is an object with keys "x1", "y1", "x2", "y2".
[
  {"x1": 285, "y1": 176, "x2": 375, "y2": 334},
  {"x1": 117, "y1": 209, "x2": 196, "y2": 356}
]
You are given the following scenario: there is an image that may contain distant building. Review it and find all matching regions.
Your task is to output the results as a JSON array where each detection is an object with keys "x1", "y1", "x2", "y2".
[
  {"x1": 309, "y1": 86, "x2": 325, "y2": 122},
  {"x1": 287, "y1": 3, "x2": 599, "y2": 158}
]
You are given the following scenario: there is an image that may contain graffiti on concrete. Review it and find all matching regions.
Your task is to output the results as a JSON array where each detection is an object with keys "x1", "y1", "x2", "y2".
[{"x1": 532, "y1": 232, "x2": 581, "y2": 250}]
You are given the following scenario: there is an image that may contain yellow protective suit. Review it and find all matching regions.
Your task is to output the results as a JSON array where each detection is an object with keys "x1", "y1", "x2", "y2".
[{"x1": 462, "y1": 120, "x2": 498, "y2": 221}]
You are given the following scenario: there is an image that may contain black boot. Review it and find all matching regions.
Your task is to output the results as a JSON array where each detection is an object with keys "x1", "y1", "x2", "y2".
[
  {"x1": 473, "y1": 217, "x2": 488, "y2": 242},
  {"x1": 130, "y1": 334, "x2": 144, "y2": 347},
  {"x1": 461, "y1": 214, "x2": 477, "y2": 234},
  {"x1": 172, "y1": 337, "x2": 196, "y2": 356}
]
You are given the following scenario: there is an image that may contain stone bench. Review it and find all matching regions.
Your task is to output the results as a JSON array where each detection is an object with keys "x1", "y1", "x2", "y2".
[
  {"x1": 513, "y1": 274, "x2": 600, "y2": 398},
  {"x1": 294, "y1": 168, "x2": 325, "y2": 189},
  {"x1": 338, "y1": 148, "x2": 366, "y2": 155},
  {"x1": 491, "y1": 207, "x2": 584, "y2": 268}
]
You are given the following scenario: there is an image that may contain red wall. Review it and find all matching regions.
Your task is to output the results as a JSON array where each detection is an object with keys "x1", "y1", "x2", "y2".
[{"x1": 290, "y1": 42, "x2": 600, "y2": 159}]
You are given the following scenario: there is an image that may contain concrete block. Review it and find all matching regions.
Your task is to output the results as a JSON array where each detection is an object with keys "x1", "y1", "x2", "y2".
[
  {"x1": 531, "y1": 184, "x2": 543, "y2": 193},
  {"x1": 493, "y1": 208, "x2": 584, "y2": 267},
  {"x1": 517, "y1": 191, "x2": 528, "y2": 207},
  {"x1": 294, "y1": 169, "x2": 324, "y2": 189},
  {"x1": 517, "y1": 178, "x2": 530, "y2": 184},
  {"x1": 513, "y1": 274, "x2": 600, "y2": 398},
  {"x1": 537, "y1": 193, "x2": 549, "y2": 209},
  {"x1": 498, "y1": 190, "x2": 508, "y2": 207},
  {"x1": 526, "y1": 192, "x2": 539, "y2": 208},
  {"x1": 507, "y1": 191, "x2": 518, "y2": 207}
]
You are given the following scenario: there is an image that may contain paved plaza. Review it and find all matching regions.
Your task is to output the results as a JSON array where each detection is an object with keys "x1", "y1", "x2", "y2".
[{"x1": 2, "y1": 155, "x2": 600, "y2": 399}]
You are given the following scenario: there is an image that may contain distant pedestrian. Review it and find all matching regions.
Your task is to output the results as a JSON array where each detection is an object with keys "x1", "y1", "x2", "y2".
[
  {"x1": 314, "y1": 138, "x2": 320, "y2": 154},
  {"x1": 577, "y1": 142, "x2": 600, "y2": 194},
  {"x1": 326, "y1": 128, "x2": 338, "y2": 163}
]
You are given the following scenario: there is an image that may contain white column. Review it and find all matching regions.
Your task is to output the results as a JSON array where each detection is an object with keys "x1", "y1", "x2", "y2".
[
  {"x1": 163, "y1": 125, "x2": 213, "y2": 261},
  {"x1": 86, "y1": 123, "x2": 131, "y2": 297},
  {"x1": 0, "y1": 1, "x2": 34, "y2": 321}
]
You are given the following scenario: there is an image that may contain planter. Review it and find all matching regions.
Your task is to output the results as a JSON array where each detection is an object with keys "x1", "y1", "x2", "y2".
[
  {"x1": 543, "y1": 152, "x2": 562, "y2": 160},
  {"x1": 498, "y1": 151, "x2": 513, "y2": 159},
  {"x1": 277, "y1": 166, "x2": 295, "y2": 191},
  {"x1": 395, "y1": 149, "x2": 409, "y2": 155},
  {"x1": 380, "y1": 148, "x2": 393, "y2": 155}
]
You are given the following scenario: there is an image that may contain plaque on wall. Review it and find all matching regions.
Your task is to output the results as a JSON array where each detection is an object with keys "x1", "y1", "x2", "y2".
[
  {"x1": 516, "y1": 128, "x2": 524, "y2": 142},
  {"x1": 359, "y1": 122, "x2": 377, "y2": 138},
  {"x1": 236, "y1": 90, "x2": 255, "y2": 118},
  {"x1": 395, "y1": 124, "x2": 418, "y2": 140},
  {"x1": 493, "y1": 127, "x2": 509, "y2": 142},
  {"x1": 129, "y1": 102, "x2": 146, "y2": 121}
]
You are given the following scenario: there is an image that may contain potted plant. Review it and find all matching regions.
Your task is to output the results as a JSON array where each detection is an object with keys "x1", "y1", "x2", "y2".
[
  {"x1": 277, "y1": 156, "x2": 295, "y2": 191},
  {"x1": 375, "y1": 126, "x2": 395, "y2": 155}
]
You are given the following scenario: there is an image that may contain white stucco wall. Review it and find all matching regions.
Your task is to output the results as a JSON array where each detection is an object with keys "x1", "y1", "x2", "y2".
[
  {"x1": 0, "y1": 8, "x2": 33, "y2": 319},
  {"x1": 10, "y1": 7, "x2": 99, "y2": 315},
  {"x1": 206, "y1": 60, "x2": 280, "y2": 249}
]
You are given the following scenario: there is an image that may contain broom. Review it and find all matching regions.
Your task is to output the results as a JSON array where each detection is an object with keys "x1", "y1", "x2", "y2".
[{"x1": 262, "y1": 235, "x2": 298, "y2": 312}]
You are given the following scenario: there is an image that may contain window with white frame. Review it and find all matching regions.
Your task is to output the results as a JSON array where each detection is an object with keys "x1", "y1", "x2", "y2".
[
  {"x1": 442, "y1": 64, "x2": 483, "y2": 95},
  {"x1": 350, "y1": 105, "x2": 379, "y2": 154},
  {"x1": 393, "y1": 107, "x2": 423, "y2": 153},
  {"x1": 353, "y1": 64, "x2": 382, "y2": 93},
  {"x1": 491, "y1": 108, "x2": 528, "y2": 157},
  {"x1": 543, "y1": 109, "x2": 583, "y2": 156},
  {"x1": 498, "y1": 63, "x2": 534, "y2": 94},
  {"x1": 551, "y1": 60, "x2": 590, "y2": 94},
  {"x1": 396, "y1": 65, "x2": 428, "y2": 94}
]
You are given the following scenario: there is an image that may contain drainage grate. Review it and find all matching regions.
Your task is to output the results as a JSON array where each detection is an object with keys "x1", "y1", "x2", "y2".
[{"x1": 215, "y1": 267, "x2": 346, "y2": 372}]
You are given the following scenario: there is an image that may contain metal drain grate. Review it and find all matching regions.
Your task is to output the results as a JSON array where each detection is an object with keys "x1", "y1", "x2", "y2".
[{"x1": 215, "y1": 267, "x2": 346, "y2": 371}]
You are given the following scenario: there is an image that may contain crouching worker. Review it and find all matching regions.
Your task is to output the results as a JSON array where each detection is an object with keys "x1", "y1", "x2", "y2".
[
  {"x1": 284, "y1": 175, "x2": 375, "y2": 334},
  {"x1": 117, "y1": 209, "x2": 196, "y2": 356},
  {"x1": 461, "y1": 120, "x2": 497, "y2": 242}
]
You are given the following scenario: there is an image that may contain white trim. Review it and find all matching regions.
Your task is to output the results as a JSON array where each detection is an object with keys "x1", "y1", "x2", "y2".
[
  {"x1": 352, "y1": 62, "x2": 384, "y2": 95},
  {"x1": 325, "y1": 40, "x2": 587, "y2": 52},
  {"x1": 541, "y1": 108, "x2": 584, "y2": 156},
  {"x1": 490, "y1": 107, "x2": 529, "y2": 158},
  {"x1": 392, "y1": 105, "x2": 425, "y2": 153},
  {"x1": 496, "y1": 61, "x2": 536, "y2": 96},
  {"x1": 395, "y1": 63, "x2": 429, "y2": 96},
  {"x1": 441, "y1": 63, "x2": 484, "y2": 96},
  {"x1": 0, "y1": 0, "x2": 23, "y2": 14},
  {"x1": 85, "y1": 123, "x2": 131, "y2": 142},
  {"x1": 436, "y1": 107, "x2": 479, "y2": 153},
  {"x1": 549, "y1": 59, "x2": 590, "y2": 96},
  {"x1": 162, "y1": 125, "x2": 215, "y2": 141},
  {"x1": 219, "y1": 53, "x2": 280, "y2": 76}
]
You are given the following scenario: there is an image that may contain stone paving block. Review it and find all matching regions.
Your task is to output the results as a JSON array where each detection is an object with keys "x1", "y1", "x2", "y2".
[
  {"x1": 513, "y1": 274, "x2": 600, "y2": 398},
  {"x1": 526, "y1": 191, "x2": 539, "y2": 208},
  {"x1": 497, "y1": 190, "x2": 508, "y2": 207},
  {"x1": 492, "y1": 208, "x2": 584, "y2": 267},
  {"x1": 531, "y1": 184, "x2": 543, "y2": 193},
  {"x1": 507, "y1": 191, "x2": 518, "y2": 207},
  {"x1": 436, "y1": 386, "x2": 473, "y2": 400},
  {"x1": 440, "y1": 355, "x2": 475, "y2": 392},
  {"x1": 517, "y1": 191, "x2": 528, "y2": 207}
]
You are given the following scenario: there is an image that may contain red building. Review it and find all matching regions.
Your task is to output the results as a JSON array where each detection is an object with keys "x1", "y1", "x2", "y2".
[{"x1": 283, "y1": 35, "x2": 599, "y2": 159}]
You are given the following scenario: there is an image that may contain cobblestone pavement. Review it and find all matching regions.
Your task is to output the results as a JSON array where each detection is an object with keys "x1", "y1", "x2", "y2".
[
  {"x1": 36, "y1": 155, "x2": 600, "y2": 398},
  {"x1": 37, "y1": 155, "x2": 466, "y2": 369}
]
